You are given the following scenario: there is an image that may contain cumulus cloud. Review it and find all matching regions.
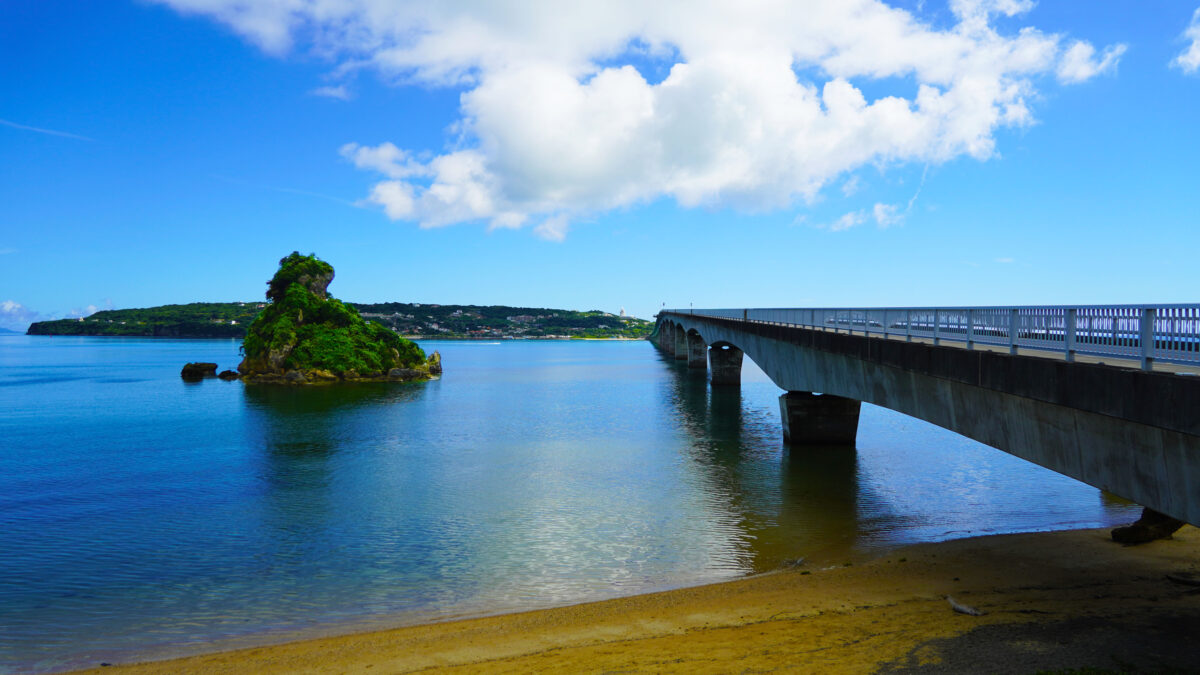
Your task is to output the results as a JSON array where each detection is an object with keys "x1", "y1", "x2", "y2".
[
  {"x1": 155, "y1": 0, "x2": 1125, "y2": 238},
  {"x1": 340, "y1": 142, "x2": 425, "y2": 178},
  {"x1": 1056, "y1": 40, "x2": 1126, "y2": 83},
  {"x1": 0, "y1": 300, "x2": 40, "y2": 330},
  {"x1": 1174, "y1": 8, "x2": 1200, "y2": 74}
]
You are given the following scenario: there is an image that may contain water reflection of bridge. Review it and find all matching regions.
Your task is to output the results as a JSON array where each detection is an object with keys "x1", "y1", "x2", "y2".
[{"x1": 657, "y1": 353, "x2": 899, "y2": 568}]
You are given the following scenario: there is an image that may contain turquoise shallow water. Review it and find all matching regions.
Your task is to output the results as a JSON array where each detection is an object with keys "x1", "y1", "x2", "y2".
[{"x1": 0, "y1": 336, "x2": 1138, "y2": 673}]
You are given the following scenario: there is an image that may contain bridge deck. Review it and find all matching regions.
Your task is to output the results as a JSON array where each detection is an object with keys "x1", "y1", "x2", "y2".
[{"x1": 822, "y1": 328, "x2": 1200, "y2": 377}]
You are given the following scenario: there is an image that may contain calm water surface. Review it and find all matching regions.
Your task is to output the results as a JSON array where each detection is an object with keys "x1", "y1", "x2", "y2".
[{"x1": 0, "y1": 336, "x2": 1138, "y2": 672}]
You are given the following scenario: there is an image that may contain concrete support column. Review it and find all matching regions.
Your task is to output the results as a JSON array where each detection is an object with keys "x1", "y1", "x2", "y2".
[
  {"x1": 662, "y1": 323, "x2": 675, "y2": 354},
  {"x1": 779, "y1": 391, "x2": 861, "y2": 446},
  {"x1": 709, "y1": 343, "x2": 743, "y2": 385},
  {"x1": 687, "y1": 332, "x2": 707, "y2": 369},
  {"x1": 673, "y1": 326, "x2": 688, "y2": 360}
]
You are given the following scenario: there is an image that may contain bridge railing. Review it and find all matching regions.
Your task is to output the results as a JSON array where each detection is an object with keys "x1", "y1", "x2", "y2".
[{"x1": 664, "y1": 305, "x2": 1200, "y2": 370}]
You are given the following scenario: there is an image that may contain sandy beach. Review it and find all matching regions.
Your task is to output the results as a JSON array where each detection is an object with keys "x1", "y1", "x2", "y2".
[{"x1": 67, "y1": 525, "x2": 1200, "y2": 674}]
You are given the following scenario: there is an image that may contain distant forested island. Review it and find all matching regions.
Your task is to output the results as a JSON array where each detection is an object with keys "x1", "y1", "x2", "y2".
[{"x1": 26, "y1": 301, "x2": 653, "y2": 339}]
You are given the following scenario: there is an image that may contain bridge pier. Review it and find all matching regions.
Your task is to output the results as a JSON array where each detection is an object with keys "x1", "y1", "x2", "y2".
[
  {"x1": 780, "y1": 392, "x2": 861, "y2": 446},
  {"x1": 673, "y1": 326, "x2": 687, "y2": 360},
  {"x1": 661, "y1": 323, "x2": 675, "y2": 355},
  {"x1": 687, "y1": 332, "x2": 707, "y2": 369},
  {"x1": 710, "y1": 343, "x2": 743, "y2": 385}
]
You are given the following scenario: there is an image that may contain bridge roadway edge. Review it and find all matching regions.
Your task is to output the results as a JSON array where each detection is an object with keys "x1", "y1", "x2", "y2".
[{"x1": 659, "y1": 313, "x2": 1200, "y2": 526}]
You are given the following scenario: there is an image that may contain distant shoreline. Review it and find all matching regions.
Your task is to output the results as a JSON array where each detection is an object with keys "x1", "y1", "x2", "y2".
[{"x1": 24, "y1": 301, "x2": 653, "y2": 341}]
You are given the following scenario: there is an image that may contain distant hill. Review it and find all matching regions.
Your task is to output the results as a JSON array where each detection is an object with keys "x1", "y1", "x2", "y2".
[
  {"x1": 27, "y1": 303, "x2": 261, "y2": 337},
  {"x1": 26, "y1": 301, "x2": 652, "y2": 340},
  {"x1": 0, "y1": 327, "x2": 22, "y2": 334}
]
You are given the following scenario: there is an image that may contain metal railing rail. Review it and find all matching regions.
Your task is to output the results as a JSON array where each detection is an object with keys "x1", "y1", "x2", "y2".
[{"x1": 662, "y1": 305, "x2": 1200, "y2": 370}]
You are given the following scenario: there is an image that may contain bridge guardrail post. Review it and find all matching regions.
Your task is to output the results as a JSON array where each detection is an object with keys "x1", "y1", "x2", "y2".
[
  {"x1": 1008, "y1": 309, "x2": 1018, "y2": 355},
  {"x1": 933, "y1": 310, "x2": 940, "y2": 345},
  {"x1": 967, "y1": 309, "x2": 975, "y2": 350},
  {"x1": 1066, "y1": 308, "x2": 1077, "y2": 362},
  {"x1": 1140, "y1": 307, "x2": 1156, "y2": 371}
]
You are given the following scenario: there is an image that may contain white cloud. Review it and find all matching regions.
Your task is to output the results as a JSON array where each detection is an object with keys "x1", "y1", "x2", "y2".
[
  {"x1": 1056, "y1": 40, "x2": 1126, "y2": 83},
  {"x1": 533, "y1": 214, "x2": 570, "y2": 242},
  {"x1": 66, "y1": 300, "x2": 112, "y2": 319},
  {"x1": 0, "y1": 300, "x2": 39, "y2": 330},
  {"x1": 826, "y1": 210, "x2": 869, "y2": 232},
  {"x1": 995, "y1": 256, "x2": 1015, "y2": 263},
  {"x1": 156, "y1": 0, "x2": 1125, "y2": 238},
  {"x1": 873, "y1": 203, "x2": 902, "y2": 227},
  {"x1": 310, "y1": 84, "x2": 352, "y2": 99},
  {"x1": 340, "y1": 142, "x2": 425, "y2": 179},
  {"x1": 841, "y1": 175, "x2": 862, "y2": 197},
  {"x1": 1173, "y1": 8, "x2": 1200, "y2": 74}
]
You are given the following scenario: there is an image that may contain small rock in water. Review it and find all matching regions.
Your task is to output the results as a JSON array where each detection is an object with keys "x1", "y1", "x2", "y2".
[
  {"x1": 180, "y1": 362, "x2": 218, "y2": 381},
  {"x1": 217, "y1": 370, "x2": 240, "y2": 381}
]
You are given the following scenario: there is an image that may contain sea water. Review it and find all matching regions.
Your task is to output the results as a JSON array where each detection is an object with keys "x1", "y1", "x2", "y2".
[{"x1": 0, "y1": 336, "x2": 1138, "y2": 673}]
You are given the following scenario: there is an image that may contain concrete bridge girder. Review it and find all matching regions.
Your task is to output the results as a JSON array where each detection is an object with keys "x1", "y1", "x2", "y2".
[
  {"x1": 660, "y1": 321, "x2": 675, "y2": 354},
  {"x1": 673, "y1": 324, "x2": 688, "y2": 360},
  {"x1": 660, "y1": 313, "x2": 1200, "y2": 526},
  {"x1": 686, "y1": 330, "x2": 707, "y2": 369},
  {"x1": 709, "y1": 342, "x2": 743, "y2": 386}
]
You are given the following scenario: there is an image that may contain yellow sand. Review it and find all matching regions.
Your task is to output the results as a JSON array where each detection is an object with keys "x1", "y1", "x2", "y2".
[{"x1": 70, "y1": 526, "x2": 1200, "y2": 674}]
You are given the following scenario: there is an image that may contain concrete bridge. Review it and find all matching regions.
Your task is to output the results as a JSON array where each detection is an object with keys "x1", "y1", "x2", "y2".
[{"x1": 652, "y1": 306, "x2": 1200, "y2": 528}]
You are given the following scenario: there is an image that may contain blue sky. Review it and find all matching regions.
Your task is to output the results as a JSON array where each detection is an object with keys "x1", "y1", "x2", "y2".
[{"x1": 2, "y1": 1, "x2": 1199, "y2": 329}]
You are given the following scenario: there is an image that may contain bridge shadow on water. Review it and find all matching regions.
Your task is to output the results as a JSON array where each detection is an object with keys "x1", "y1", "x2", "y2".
[{"x1": 657, "y1": 356, "x2": 881, "y2": 569}]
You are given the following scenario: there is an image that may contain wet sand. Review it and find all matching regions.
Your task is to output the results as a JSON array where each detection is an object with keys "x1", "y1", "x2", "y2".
[{"x1": 70, "y1": 526, "x2": 1200, "y2": 674}]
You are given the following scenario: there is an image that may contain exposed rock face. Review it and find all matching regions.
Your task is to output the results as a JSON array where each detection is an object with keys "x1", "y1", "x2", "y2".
[
  {"x1": 181, "y1": 362, "x2": 218, "y2": 381},
  {"x1": 238, "y1": 252, "x2": 441, "y2": 385}
]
